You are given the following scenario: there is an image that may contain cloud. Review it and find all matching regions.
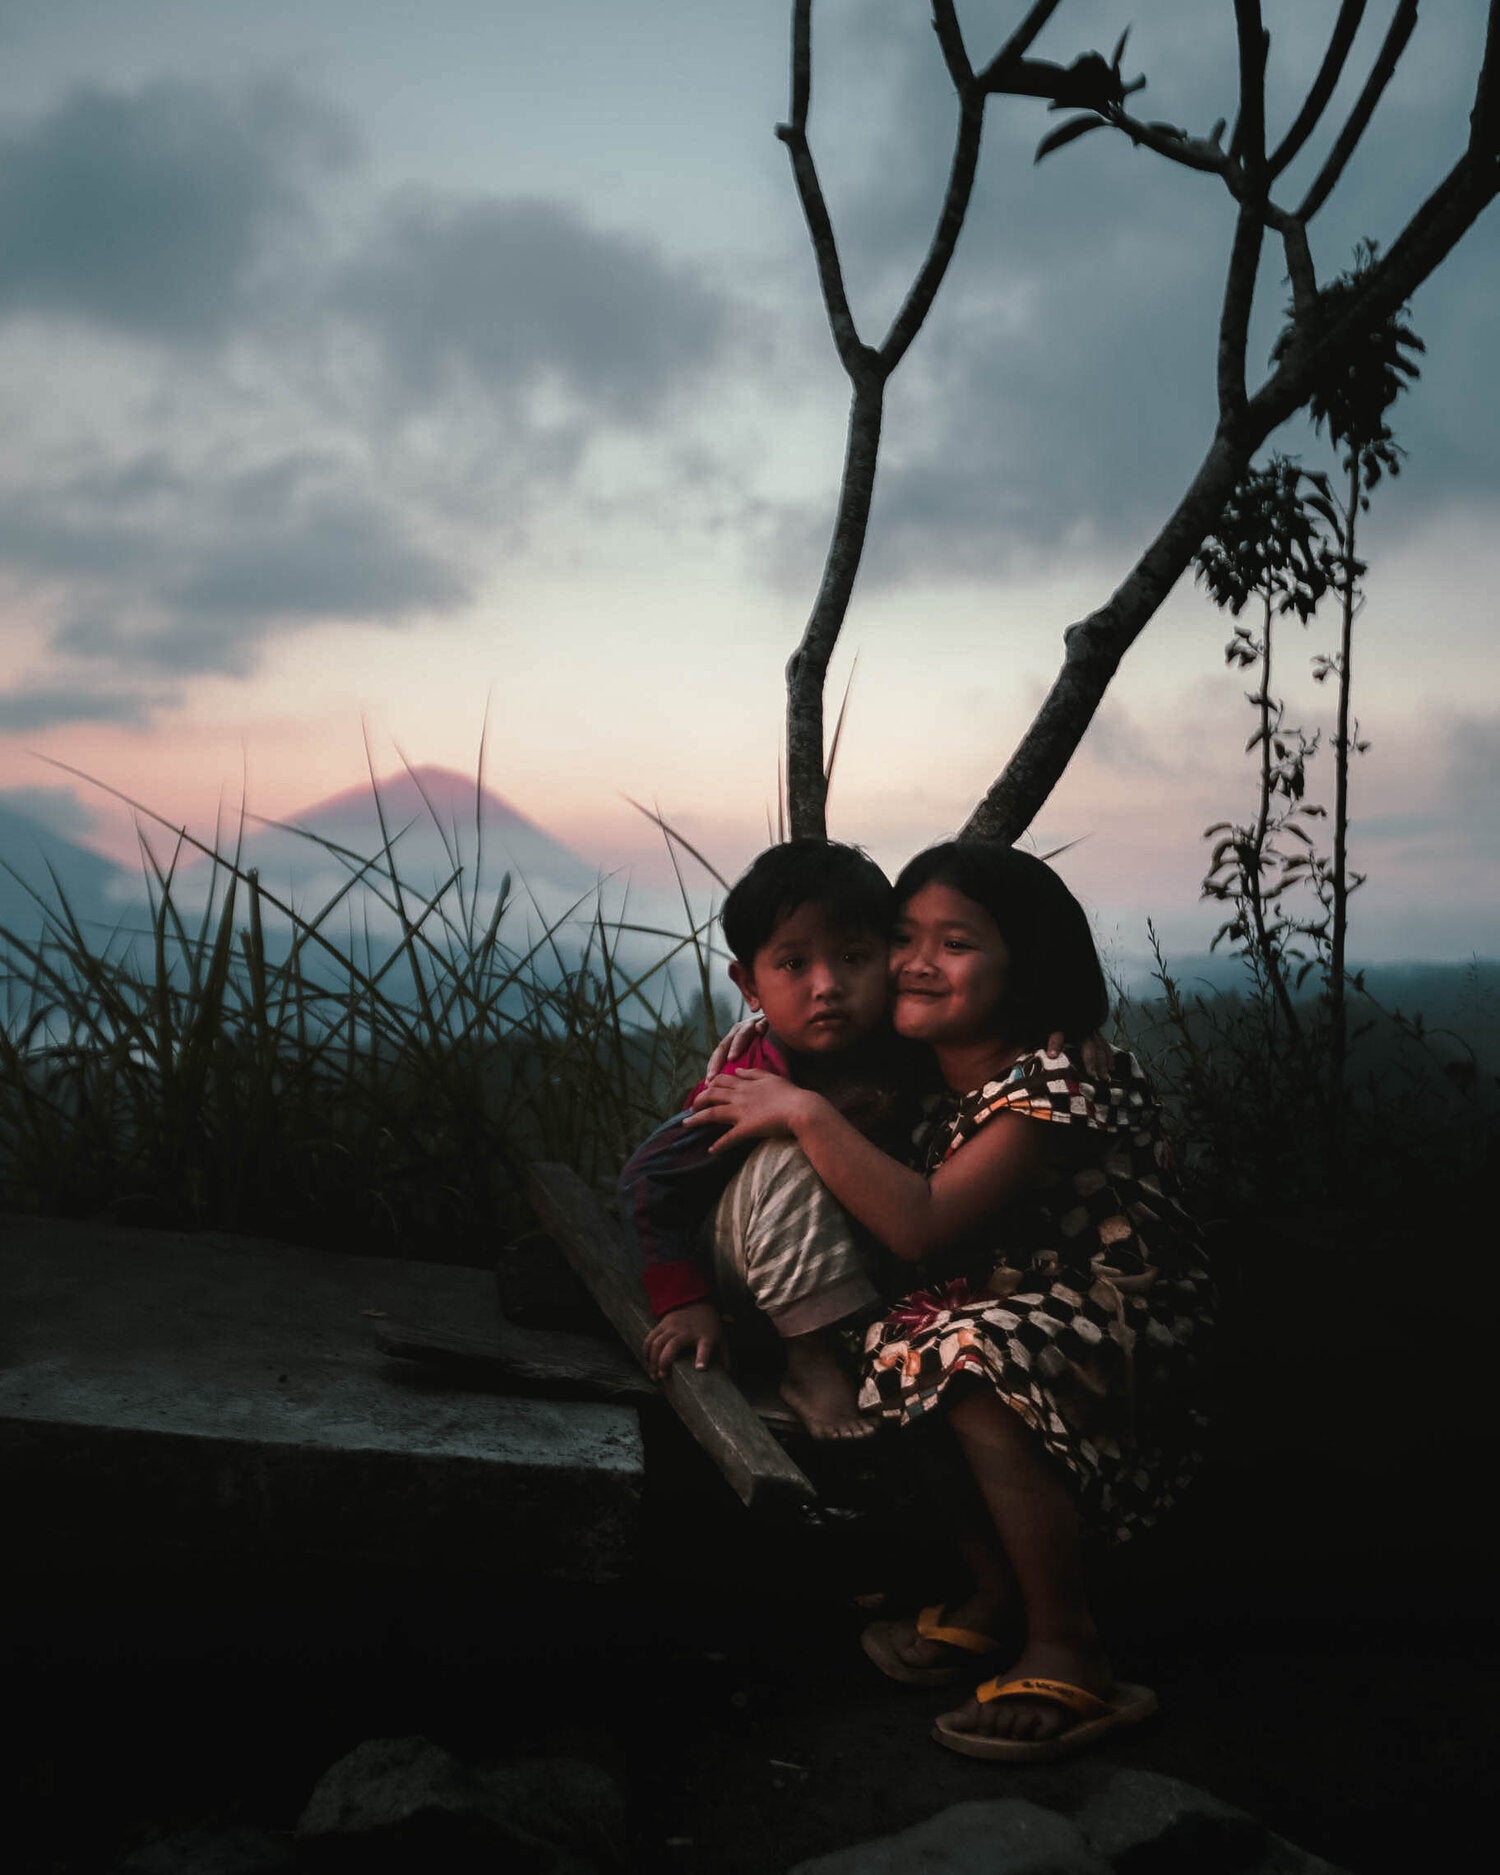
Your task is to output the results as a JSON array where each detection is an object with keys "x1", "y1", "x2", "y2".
[
  {"x1": 0, "y1": 74, "x2": 747, "y2": 695},
  {"x1": 0, "y1": 449, "x2": 471, "y2": 683},
  {"x1": 167, "y1": 493, "x2": 467, "y2": 628},
  {"x1": 0, "y1": 681, "x2": 169, "y2": 732},
  {"x1": 0, "y1": 64, "x2": 758, "y2": 712},
  {"x1": 0, "y1": 483, "x2": 158, "y2": 582},
  {"x1": 0, "y1": 77, "x2": 351, "y2": 342},
  {"x1": 0, "y1": 785, "x2": 98, "y2": 837},
  {"x1": 1070, "y1": 700, "x2": 1172, "y2": 780},
  {"x1": 333, "y1": 193, "x2": 731, "y2": 427}
]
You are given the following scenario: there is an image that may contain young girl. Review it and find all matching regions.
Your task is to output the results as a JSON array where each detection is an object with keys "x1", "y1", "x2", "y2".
[{"x1": 689, "y1": 841, "x2": 1213, "y2": 1762}]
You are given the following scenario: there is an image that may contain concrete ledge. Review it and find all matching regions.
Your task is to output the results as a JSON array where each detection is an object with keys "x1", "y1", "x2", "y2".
[{"x1": 0, "y1": 1217, "x2": 643, "y2": 1581}]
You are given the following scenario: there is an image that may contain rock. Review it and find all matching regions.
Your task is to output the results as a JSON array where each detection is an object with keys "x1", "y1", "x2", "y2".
[
  {"x1": 294, "y1": 1734, "x2": 628, "y2": 1873},
  {"x1": 786, "y1": 1774, "x2": 1354, "y2": 1875},
  {"x1": 1072, "y1": 1768, "x2": 1351, "y2": 1873},
  {"x1": 0, "y1": 1220, "x2": 644, "y2": 1584},
  {"x1": 787, "y1": 1799, "x2": 1110, "y2": 1875},
  {"x1": 113, "y1": 1824, "x2": 293, "y2": 1874}
]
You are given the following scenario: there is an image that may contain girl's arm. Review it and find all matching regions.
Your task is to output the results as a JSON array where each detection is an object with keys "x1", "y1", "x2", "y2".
[{"x1": 688, "y1": 1070, "x2": 1049, "y2": 1263}]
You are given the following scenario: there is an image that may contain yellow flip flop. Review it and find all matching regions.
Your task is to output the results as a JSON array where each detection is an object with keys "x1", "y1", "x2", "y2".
[
  {"x1": 860, "y1": 1604, "x2": 1006, "y2": 1686},
  {"x1": 933, "y1": 1675, "x2": 1159, "y2": 1761}
]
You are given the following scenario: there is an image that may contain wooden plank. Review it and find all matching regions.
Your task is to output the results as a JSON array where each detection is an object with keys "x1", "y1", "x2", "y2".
[
  {"x1": 378, "y1": 1317, "x2": 795, "y2": 1428},
  {"x1": 527, "y1": 1162, "x2": 817, "y2": 1512},
  {"x1": 374, "y1": 1317, "x2": 656, "y2": 1400}
]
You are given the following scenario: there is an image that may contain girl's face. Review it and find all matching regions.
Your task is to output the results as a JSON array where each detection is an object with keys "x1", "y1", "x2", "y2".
[{"x1": 889, "y1": 880, "x2": 1012, "y2": 1046}]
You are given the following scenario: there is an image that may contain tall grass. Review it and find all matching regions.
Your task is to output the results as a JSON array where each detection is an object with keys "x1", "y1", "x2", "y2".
[
  {"x1": 1119, "y1": 923, "x2": 1498, "y2": 1230},
  {"x1": 8, "y1": 763, "x2": 1492, "y2": 1270},
  {"x1": 0, "y1": 769, "x2": 727, "y2": 1263}
]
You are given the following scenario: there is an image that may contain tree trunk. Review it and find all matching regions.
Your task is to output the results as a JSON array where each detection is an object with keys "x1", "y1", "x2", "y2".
[
  {"x1": 961, "y1": 429, "x2": 1252, "y2": 841},
  {"x1": 962, "y1": 147, "x2": 1497, "y2": 847},
  {"x1": 786, "y1": 377, "x2": 884, "y2": 838}
]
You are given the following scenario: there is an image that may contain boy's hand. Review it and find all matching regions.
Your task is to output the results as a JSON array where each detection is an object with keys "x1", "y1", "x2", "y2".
[
  {"x1": 1045, "y1": 1029, "x2": 1114, "y2": 1079},
  {"x1": 643, "y1": 1301, "x2": 724, "y2": 1380},
  {"x1": 705, "y1": 1016, "x2": 767, "y2": 1079},
  {"x1": 688, "y1": 1068, "x2": 815, "y2": 1151}
]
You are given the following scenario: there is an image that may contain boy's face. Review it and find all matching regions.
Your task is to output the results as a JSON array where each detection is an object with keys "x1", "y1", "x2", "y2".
[{"x1": 729, "y1": 901, "x2": 889, "y2": 1056}]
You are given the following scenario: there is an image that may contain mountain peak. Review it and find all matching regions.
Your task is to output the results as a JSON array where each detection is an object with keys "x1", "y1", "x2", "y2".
[
  {"x1": 253, "y1": 766, "x2": 596, "y2": 888},
  {"x1": 289, "y1": 766, "x2": 546, "y2": 837}
]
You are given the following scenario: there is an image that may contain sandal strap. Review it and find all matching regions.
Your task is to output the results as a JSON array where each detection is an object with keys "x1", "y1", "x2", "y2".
[
  {"x1": 974, "y1": 1676, "x2": 1113, "y2": 1719},
  {"x1": 916, "y1": 1605, "x2": 998, "y2": 1657}
]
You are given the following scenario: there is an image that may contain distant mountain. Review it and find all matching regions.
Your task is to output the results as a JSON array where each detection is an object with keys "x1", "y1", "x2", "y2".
[
  {"x1": 1119, "y1": 947, "x2": 1500, "y2": 1005},
  {"x1": 232, "y1": 765, "x2": 600, "y2": 903},
  {"x1": 1120, "y1": 951, "x2": 1500, "y2": 1071},
  {"x1": 161, "y1": 766, "x2": 722, "y2": 1005},
  {"x1": 0, "y1": 799, "x2": 134, "y2": 943}
]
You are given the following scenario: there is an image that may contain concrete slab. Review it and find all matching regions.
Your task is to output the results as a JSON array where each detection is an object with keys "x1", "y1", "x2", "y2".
[{"x1": 0, "y1": 1216, "x2": 643, "y2": 1580}]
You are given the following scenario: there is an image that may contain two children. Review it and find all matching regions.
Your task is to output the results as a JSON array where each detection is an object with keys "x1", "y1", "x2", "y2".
[
  {"x1": 619, "y1": 836, "x2": 1212, "y2": 1760},
  {"x1": 689, "y1": 841, "x2": 1213, "y2": 1758}
]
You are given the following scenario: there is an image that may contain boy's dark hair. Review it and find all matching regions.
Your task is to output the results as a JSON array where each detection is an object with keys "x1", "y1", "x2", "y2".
[
  {"x1": 893, "y1": 841, "x2": 1109, "y2": 1047},
  {"x1": 721, "y1": 840, "x2": 893, "y2": 966}
]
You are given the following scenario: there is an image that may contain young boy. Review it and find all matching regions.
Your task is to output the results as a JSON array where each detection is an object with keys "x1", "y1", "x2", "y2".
[{"x1": 617, "y1": 840, "x2": 912, "y2": 1439}]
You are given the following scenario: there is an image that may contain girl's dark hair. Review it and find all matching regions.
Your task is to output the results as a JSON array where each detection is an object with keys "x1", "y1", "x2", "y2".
[
  {"x1": 721, "y1": 840, "x2": 892, "y2": 966},
  {"x1": 892, "y1": 841, "x2": 1109, "y2": 1047}
]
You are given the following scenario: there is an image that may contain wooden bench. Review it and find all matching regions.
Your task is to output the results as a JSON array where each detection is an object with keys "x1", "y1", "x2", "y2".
[
  {"x1": 377, "y1": 1163, "x2": 817, "y2": 1514},
  {"x1": 527, "y1": 1162, "x2": 817, "y2": 1513}
]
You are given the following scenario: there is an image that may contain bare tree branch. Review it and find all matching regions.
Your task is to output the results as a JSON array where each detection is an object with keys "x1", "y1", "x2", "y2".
[
  {"x1": 1099, "y1": 105, "x2": 1316, "y2": 320},
  {"x1": 782, "y1": 0, "x2": 996, "y2": 834},
  {"x1": 1229, "y1": 0, "x2": 1268, "y2": 171},
  {"x1": 786, "y1": 385, "x2": 884, "y2": 838},
  {"x1": 961, "y1": 435, "x2": 1250, "y2": 841},
  {"x1": 787, "y1": 0, "x2": 811, "y2": 125},
  {"x1": 776, "y1": 0, "x2": 866, "y2": 375},
  {"x1": 1276, "y1": 214, "x2": 1319, "y2": 324},
  {"x1": 981, "y1": 52, "x2": 1124, "y2": 105},
  {"x1": 881, "y1": 95, "x2": 986, "y2": 370},
  {"x1": 1217, "y1": 206, "x2": 1265, "y2": 419},
  {"x1": 1472, "y1": 0, "x2": 1500, "y2": 155},
  {"x1": 778, "y1": 0, "x2": 1497, "y2": 851},
  {"x1": 1257, "y1": 148, "x2": 1498, "y2": 437},
  {"x1": 965, "y1": 98, "x2": 1500, "y2": 846},
  {"x1": 1299, "y1": 0, "x2": 1419, "y2": 221},
  {"x1": 1108, "y1": 108, "x2": 1234, "y2": 179},
  {"x1": 991, "y1": 0, "x2": 1067, "y2": 74},
  {"x1": 930, "y1": 0, "x2": 973, "y2": 90},
  {"x1": 1268, "y1": 0, "x2": 1368, "y2": 177},
  {"x1": 1218, "y1": 6, "x2": 1269, "y2": 416}
]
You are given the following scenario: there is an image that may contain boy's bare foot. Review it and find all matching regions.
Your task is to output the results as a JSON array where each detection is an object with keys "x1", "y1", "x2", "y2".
[
  {"x1": 779, "y1": 1330, "x2": 876, "y2": 1440},
  {"x1": 936, "y1": 1635, "x2": 1115, "y2": 1746}
]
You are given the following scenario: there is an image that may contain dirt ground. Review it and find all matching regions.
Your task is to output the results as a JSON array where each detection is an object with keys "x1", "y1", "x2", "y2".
[
  {"x1": 10, "y1": 1201, "x2": 1494, "y2": 1874},
  {"x1": 9, "y1": 1414, "x2": 1494, "y2": 1875}
]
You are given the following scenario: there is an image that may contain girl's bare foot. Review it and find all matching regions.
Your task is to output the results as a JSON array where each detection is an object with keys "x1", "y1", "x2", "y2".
[
  {"x1": 779, "y1": 1329, "x2": 876, "y2": 1440},
  {"x1": 937, "y1": 1635, "x2": 1115, "y2": 1746}
]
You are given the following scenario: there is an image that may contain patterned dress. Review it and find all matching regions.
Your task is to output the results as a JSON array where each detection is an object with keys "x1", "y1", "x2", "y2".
[{"x1": 858, "y1": 1047, "x2": 1214, "y2": 1543}]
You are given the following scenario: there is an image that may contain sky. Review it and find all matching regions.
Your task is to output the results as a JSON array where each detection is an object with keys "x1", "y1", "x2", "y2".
[{"x1": 0, "y1": 0, "x2": 1496, "y2": 969}]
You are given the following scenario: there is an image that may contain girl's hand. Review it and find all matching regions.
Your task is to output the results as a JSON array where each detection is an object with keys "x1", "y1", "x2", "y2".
[
  {"x1": 688, "y1": 1068, "x2": 816, "y2": 1152},
  {"x1": 705, "y1": 1016, "x2": 767, "y2": 1079}
]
